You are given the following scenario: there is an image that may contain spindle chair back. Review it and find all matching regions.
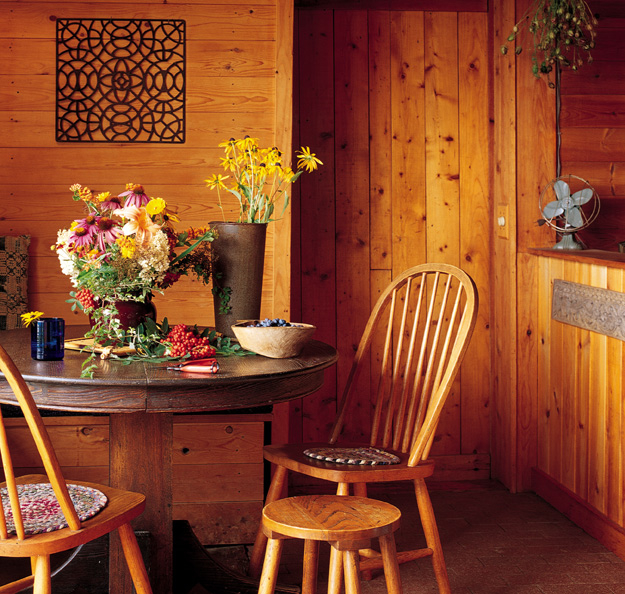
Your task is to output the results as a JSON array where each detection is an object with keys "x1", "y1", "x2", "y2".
[{"x1": 0, "y1": 344, "x2": 152, "y2": 593}]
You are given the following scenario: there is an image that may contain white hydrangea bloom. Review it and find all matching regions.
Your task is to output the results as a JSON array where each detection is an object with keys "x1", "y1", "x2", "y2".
[
  {"x1": 136, "y1": 230, "x2": 170, "y2": 285},
  {"x1": 56, "y1": 228, "x2": 79, "y2": 286}
]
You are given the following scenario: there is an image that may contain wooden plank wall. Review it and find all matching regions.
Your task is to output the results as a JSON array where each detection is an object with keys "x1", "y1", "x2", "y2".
[
  {"x1": 3, "y1": 414, "x2": 270, "y2": 545},
  {"x1": 560, "y1": 1, "x2": 625, "y2": 251},
  {"x1": 0, "y1": 0, "x2": 292, "y2": 328},
  {"x1": 532, "y1": 255, "x2": 625, "y2": 556},
  {"x1": 502, "y1": 0, "x2": 625, "y2": 496},
  {"x1": 290, "y1": 0, "x2": 492, "y2": 479}
]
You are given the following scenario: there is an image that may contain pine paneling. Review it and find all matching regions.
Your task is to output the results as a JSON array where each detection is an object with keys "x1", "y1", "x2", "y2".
[
  {"x1": 535, "y1": 256, "x2": 625, "y2": 537},
  {"x1": 558, "y1": 0, "x2": 625, "y2": 251},
  {"x1": 4, "y1": 414, "x2": 269, "y2": 545},
  {"x1": 292, "y1": 5, "x2": 491, "y2": 474},
  {"x1": 0, "y1": 0, "x2": 292, "y2": 328}
]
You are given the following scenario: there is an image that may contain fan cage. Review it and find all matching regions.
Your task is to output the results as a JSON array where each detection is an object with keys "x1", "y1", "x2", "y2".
[{"x1": 539, "y1": 174, "x2": 600, "y2": 234}]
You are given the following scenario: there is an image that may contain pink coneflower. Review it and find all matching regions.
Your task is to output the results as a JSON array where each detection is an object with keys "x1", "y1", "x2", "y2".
[
  {"x1": 68, "y1": 225, "x2": 96, "y2": 247},
  {"x1": 96, "y1": 216, "x2": 121, "y2": 251},
  {"x1": 100, "y1": 194, "x2": 124, "y2": 211},
  {"x1": 119, "y1": 183, "x2": 150, "y2": 208},
  {"x1": 68, "y1": 215, "x2": 98, "y2": 247}
]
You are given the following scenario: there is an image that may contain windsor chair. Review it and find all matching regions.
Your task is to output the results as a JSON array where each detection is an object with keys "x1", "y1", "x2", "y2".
[
  {"x1": 249, "y1": 263, "x2": 478, "y2": 594},
  {"x1": 0, "y1": 344, "x2": 152, "y2": 593}
]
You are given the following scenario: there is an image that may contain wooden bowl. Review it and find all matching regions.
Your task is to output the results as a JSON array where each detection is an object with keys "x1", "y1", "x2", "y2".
[{"x1": 231, "y1": 321, "x2": 317, "y2": 358}]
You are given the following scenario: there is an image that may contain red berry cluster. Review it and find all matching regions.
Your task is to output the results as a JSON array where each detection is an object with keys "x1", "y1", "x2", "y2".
[
  {"x1": 161, "y1": 324, "x2": 216, "y2": 359},
  {"x1": 76, "y1": 288, "x2": 97, "y2": 311}
]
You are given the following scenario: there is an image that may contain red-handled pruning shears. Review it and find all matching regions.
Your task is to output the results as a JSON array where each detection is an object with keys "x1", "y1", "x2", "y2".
[{"x1": 166, "y1": 358, "x2": 220, "y2": 373}]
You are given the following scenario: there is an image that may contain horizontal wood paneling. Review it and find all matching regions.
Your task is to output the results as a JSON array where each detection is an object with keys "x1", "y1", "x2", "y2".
[
  {"x1": 4, "y1": 414, "x2": 269, "y2": 545},
  {"x1": 295, "y1": 0, "x2": 487, "y2": 10},
  {"x1": 0, "y1": 0, "x2": 290, "y2": 327},
  {"x1": 0, "y1": 5, "x2": 277, "y2": 40},
  {"x1": 558, "y1": 1, "x2": 625, "y2": 251}
]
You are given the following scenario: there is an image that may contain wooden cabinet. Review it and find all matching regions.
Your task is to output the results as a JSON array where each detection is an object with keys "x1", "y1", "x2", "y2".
[{"x1": 4, "y1": 413, "x2": 270, "y2": 545}]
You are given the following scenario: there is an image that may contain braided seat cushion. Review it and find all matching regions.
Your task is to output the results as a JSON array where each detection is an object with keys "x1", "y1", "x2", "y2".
[
  {"x1": 303, "y1": 446, "x2": 401, "y2": 465},
  {"x1": 0, "y1": 483, "x2": 108, "y2": 535}
]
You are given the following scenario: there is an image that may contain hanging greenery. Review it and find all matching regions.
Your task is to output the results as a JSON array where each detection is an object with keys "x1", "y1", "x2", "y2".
[{"x1": 501, "y1": 0, "x2": 597, "y2": 86}]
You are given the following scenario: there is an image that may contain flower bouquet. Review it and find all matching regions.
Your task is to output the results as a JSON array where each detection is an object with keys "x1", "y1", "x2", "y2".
[
  {"x1": 205, "y1": 136, "x2": 322, "y2": 224},
  {"x1": 205, "y1": 137, "x2": 322, "y2": 324},
  {"x1": 55, "y1": 183, "x2": 238, "y2": 375}
]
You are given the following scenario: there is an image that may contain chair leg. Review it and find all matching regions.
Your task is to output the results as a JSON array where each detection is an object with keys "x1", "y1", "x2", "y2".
[
  {"x1": 249, "y1": 465, "x2": 289, "y2": 578},
  {"x1": 414, "y1": 478, "x2": 451, "y2": 594},
  {"x1": 379, "y1": 533, "x2": 403, "y2": 594},
  {"x1": 343, "y1": 549, "x2": 363, "y2": 594},
  {"x1": 32, "y1": 555, "x2": 51, "y2": 594},
  {"x1": 327, "y1": 544, "x2": 343, "y2": 594},
  {"x1": 327, "y1": 482, "x2": 350, "y2": 594},
  {"x1": 258, "y1": 538, "x2": 285, "y2": 594},
  {"x1": 302, "y1": 539, "x2": 319, "y2": 594},
  {"x1": 117, "y1": 522, "x2": 153, "y2": 594}
]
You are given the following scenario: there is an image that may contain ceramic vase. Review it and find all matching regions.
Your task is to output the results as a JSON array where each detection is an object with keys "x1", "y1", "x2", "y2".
[
  {"x1": 90, "y1": 293, "x2": 157, "y2": 331},
  {"x1": 210, "y1": 222, "x2": 267, "y2": 337}
]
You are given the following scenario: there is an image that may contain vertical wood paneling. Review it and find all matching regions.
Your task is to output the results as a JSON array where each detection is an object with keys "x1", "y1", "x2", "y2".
[
  {"x1": 334, "y1": 10, "x2": 371, "y2": 441},
  {"x1": 292, "y1": 5, "x2": 491, "y2": 474},
  {"x1": 296, "y1": 9, "x2": 337, "y2": 444},
  {"x1": 369, "y1": 11, "x2": 393, "y2": 271},
  {"x1": 424, "y1": 11, "x2": 460, "y2": 455},
  {"x1": 588, "y1": 265, "x2": 607, "y2": 513},
  {"x1": 536, "y1": 257, "x2": 552, "y2": 473},
  {"x1": 575, "y1": 265, "x2": 591, "y2": 500},
  {"x1": 535, "y1": 257, "x2": 625, "y2": 529},
  {"x1": 458, "y1": 11, "x2": 490, "y2": 455},
  {"x1": 516, "y1": 252, "x2": 538, "y2": 489},
  {"x1": 547, "y1": 259, "x2": 564, "y2": 481},
  {"x1": 491, "y1": 0, "x2": 519, "y2": 490},
  {"x1": 390, "y1": 11, "x2": 426, "y2": 277},
  {"x1": 605, "y1": 268, "x2": 623, "y2": 523},
  {"x1": 559, "y1": 262, "x2": 577, "y2": 491}
]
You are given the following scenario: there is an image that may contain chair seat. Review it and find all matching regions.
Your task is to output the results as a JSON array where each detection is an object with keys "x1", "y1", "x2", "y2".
[
  {"x1": 0, "y1": 475, "x2": 146, "y2": 557},
  {"x1": 262, "y1": 495, "x2": 401, "y2": 544},
  {"x1": 263, "y1": 443, "x2": 435, "y2": 483},
  {"x1": 0, "y1": 482, "x2": 107, "y2": 536}
]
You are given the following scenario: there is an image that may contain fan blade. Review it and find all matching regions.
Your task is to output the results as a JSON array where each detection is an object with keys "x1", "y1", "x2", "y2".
[
  {"x1": 554, "y1": 180, "x2": 570, "y2": 201},
  {"x1": 565, "y1": 207, "x2": 584, "y2": 228},
  {"x1": 543, "y1": 201, "x2": 564, "y2": 218},
  {"x1": 571, "y1": 188, "x2": 593, "y2": 206}
]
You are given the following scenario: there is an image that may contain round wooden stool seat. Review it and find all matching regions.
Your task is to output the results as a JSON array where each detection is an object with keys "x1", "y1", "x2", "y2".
[{"x1": 258, "y1": 495, "x2": 403, "y2": 594}]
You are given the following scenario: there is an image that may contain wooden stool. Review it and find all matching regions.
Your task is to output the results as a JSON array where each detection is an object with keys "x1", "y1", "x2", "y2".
[{"x1": 258, "y1": 494, "x2": 403, "y2": 594}]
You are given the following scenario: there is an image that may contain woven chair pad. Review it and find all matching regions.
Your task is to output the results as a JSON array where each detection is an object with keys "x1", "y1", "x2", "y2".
[
  {"x1": 303, "y1": 446, "x2": 401, "y2": 465},
  {"x1": 1, "y1": 483, "x2": 108, "y2": 535}
]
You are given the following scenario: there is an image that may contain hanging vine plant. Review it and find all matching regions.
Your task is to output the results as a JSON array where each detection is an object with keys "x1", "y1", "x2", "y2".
[{"x1": 501, "y1": 0, "x2": 598, "y2": 86}]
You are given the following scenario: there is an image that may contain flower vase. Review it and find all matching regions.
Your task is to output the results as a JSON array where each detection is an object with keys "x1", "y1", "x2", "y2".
[
  {"x1": 90, "y1": 293, "x2": 157, "y2": 331},
  {"x1": 210, "y1": 222, "x2": 267, "y2": 337},
  {"x1": 114, "y1": 294, "x2": 157, "y2": 330}
]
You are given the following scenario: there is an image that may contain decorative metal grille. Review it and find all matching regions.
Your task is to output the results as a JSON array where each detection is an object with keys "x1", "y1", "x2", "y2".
[{"x1": 56, "y1": 19, "x2": 186, "y2": 143}]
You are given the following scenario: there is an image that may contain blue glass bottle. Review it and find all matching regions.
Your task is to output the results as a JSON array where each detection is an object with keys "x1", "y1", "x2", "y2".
[{"x1": 31, "y1": 318, "x2": 65, "y2": 361}]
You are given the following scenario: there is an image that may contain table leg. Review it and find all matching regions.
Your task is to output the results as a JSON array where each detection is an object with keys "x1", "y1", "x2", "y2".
[{"x1": 109, "y1": 412, "x2": 173, "y2": 594}]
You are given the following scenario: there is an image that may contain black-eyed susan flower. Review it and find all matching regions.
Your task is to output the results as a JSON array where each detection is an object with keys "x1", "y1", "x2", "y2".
[{"x1": 21, "y1": 311, "x2": 44, "y2": 327}]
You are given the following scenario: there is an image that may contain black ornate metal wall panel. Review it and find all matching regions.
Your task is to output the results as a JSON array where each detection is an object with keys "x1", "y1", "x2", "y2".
[{"x1": 56, "y1": 19, "x2": 186, "y2": 143}]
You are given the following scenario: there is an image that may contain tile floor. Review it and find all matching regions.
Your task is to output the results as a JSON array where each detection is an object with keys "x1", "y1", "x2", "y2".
[{"x1": 214, "y1": 480, "x2": 625, "y2": 594}]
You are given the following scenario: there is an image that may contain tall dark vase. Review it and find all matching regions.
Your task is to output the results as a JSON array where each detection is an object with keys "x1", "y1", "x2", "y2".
[{"x1": 210, "y1": 222, "x2": 267, "y2": 337}]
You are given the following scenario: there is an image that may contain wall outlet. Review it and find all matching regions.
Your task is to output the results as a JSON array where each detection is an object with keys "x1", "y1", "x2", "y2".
[{"x1": 496, "y1": 204, "x2": 509, "y2": 240}]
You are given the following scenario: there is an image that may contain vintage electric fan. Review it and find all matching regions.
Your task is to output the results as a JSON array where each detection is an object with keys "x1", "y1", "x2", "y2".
[{"x1": 538, "y1": 174, "x2": 600, "y2": 250}]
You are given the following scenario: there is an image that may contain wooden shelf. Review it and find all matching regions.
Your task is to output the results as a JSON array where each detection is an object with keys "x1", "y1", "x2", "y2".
[{"x1": 528, "y1": 248, "x2": 625, "y2": 269}]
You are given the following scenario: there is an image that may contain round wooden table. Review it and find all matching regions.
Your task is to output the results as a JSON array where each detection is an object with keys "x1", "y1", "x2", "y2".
[{"x1": 0, "y1": 327, "x2": 338, "y2": 594}]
